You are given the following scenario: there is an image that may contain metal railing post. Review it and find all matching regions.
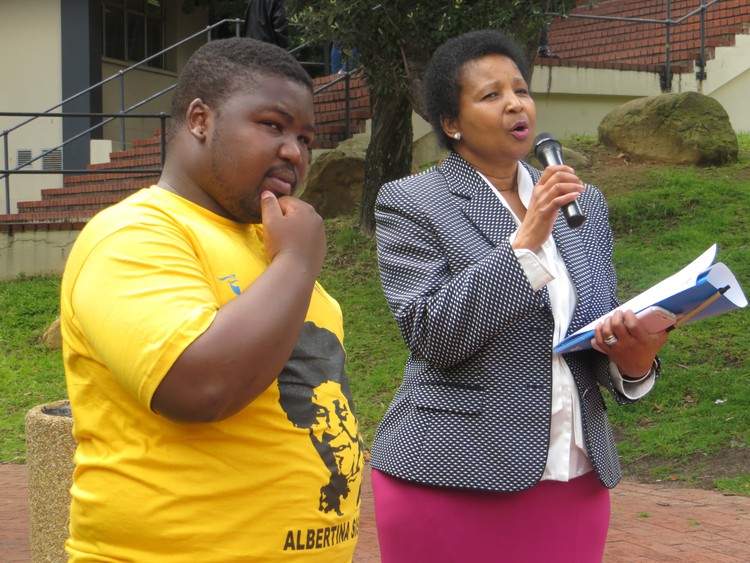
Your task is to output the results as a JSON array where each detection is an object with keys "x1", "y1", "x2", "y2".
[
  {"x1": 697, "y1": 0, "x2": 708, "y2": 88},
  {"x1": 3, "y1": 132, "x2": 10, "y2": 214},
  {"x1": 119, "y1": 70, "x2": 127, "y2": 150},
  {"x1": 663, "y1": 0, "x2": 672, "y2": 92},
  {"x1": 0, "y1": 19, "x2": 248, "y2": 212},
  {"x1": 159, "y1": 113, "x2": 167, "y2": 167},
  {"x1": 344, "y1": 72, "x2": 351, "y2": 140}
]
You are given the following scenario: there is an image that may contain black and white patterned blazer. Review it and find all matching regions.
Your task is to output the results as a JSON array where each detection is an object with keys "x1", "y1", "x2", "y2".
[{"x1": 370, "y1": 152, "x2": 657, "y2": 492}]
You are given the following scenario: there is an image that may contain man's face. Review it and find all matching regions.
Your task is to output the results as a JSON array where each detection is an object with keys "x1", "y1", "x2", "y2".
[{"x1": 202, "y1": 76, "x2": 315, "y2": 223}]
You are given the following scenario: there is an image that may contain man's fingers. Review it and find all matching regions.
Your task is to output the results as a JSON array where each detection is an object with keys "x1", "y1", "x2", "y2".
[{"x1": 260, "y1": 191, "x2": 281, "y2": 222}]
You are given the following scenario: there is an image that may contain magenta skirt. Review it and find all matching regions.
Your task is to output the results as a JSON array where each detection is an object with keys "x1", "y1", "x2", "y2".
[{"x1": 371, "y1": 469, "x2": 610, "y2": 563}]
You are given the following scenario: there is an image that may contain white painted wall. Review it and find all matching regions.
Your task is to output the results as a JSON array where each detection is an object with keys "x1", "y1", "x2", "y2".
[
  {"x1": 0, "y1": 0, "x2": 63, "y2": 214},
  {"x1": 0, "y1": 231, "x2": 78, "y2": 280},
  {"x1": 698, "y1": 33, "x2": 750, "y2": 132},
  {"x1": 0, "y1": 0, "x2": 211, "y2": 214},
  {"x1": 528, "y1": 39, "x2": 750, "y2": 138},
  {"x1": 100, "y1": 0, "x2": 210, "y2": 150}
]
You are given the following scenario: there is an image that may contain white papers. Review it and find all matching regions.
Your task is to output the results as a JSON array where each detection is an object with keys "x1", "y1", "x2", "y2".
[{"x1": 554, "y1": 245, "x2": 747, "y2": 354}]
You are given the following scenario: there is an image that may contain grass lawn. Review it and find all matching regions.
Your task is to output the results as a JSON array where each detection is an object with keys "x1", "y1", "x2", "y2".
[{"x1": 1, "y1": 136, "x2": 748, "y2": 495}]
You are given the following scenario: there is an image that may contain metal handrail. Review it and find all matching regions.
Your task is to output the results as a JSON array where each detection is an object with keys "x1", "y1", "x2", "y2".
[
  {"x1": 0, "y1": 112, "x2": 168, "y2": 166},
  {"x1": 1, "y1": 112, "x2": 169, "y2": 213},
  {"x1": 551, "y1": 0, "x2": 722, "y2": 91},
  {"x1": 1, "y1": 16, "x2": 362, "y2": 215},
  {"x1": 313, "y1": 66, "x2": 363, "y2": 143},
  {"x1": 0, "y1": 18, "x2": 246, "y2": 214},
  {"x1": 2, "y1": 19, "x2": 243, "y2": 143},
  {"x1": 2, "y1": 1, "x2": 722, "y2": 215}
]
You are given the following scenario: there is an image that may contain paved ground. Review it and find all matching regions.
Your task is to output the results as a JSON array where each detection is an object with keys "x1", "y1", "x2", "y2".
[{"x1": 3, "y1": 463, "x2": 750, "y2": 562}]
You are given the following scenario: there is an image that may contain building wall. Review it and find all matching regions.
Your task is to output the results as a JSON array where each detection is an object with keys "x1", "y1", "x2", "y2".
[
  {"x1": 0, "y1": 231, "x2": 77, "y2": 281},
  {"x1": 0, "y1": 0, "x2": 63, "y2": 214},
  {"x1": 528, "y1": 64, "x2": 660, "y2": 136},
  {"x1": 0, "y1": 0, "x2": 210, "y2": 214},
  {"x1": 100, "y1": 0, "x2": 210, "y2": 150},
  {"x1": 699, "y1": 34, "x2": 750, "y2": 133},
  {"x1": 529, "y1": 33, "x2": 750, "y2": 137}
]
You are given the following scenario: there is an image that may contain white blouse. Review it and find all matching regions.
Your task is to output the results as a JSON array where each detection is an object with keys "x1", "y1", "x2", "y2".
[{"x1": 478, "y1": 166, "x2": 655, "y2": 482}]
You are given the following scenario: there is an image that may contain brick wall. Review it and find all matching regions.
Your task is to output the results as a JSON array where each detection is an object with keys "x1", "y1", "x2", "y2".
[
  {"x1": 311, "y1": 73, "x2": 371, "y2": 150},
  {"x1": 542, "y1": 0, "x2": 750, "y2": 73}
]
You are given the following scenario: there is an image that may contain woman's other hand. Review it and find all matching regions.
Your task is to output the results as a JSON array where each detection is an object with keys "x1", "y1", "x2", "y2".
[{"x1": 592, "y1": 310, "x2": 669, "y2": 378}]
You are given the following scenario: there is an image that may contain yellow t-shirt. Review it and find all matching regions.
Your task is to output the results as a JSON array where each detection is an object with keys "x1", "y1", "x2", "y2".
[{"x1": 61, "y1": 187, "x2": 364, "y2": 562}]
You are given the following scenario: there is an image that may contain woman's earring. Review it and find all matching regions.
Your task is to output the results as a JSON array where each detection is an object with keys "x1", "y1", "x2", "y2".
[{"x1": 453, "y1": 132, "x2": 461, "y2": 140}]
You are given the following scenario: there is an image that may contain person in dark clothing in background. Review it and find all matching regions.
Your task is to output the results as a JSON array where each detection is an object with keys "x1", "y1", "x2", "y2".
[
  {"x1": 330, "y1": 42, "x2": 361, "y2": 74},
  {"x1": 243, "y1": 0, "x2": 288, "y2": 49},
  {"x1": 537, "y1": 31, "x2": 560, "y2": 59}
]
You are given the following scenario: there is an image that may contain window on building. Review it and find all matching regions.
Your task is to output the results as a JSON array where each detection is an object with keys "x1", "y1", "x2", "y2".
[{"x1": 103, "y1": 0, "x2": 165, "y2": 69}]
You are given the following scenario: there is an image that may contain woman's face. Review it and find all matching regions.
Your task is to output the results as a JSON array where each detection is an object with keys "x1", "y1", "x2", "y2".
[{"x1": 443, "y1": 54, "x2": 536, "y2": 173}]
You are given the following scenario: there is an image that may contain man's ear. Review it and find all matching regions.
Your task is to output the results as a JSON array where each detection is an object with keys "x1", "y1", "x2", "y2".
[{"x1": 186, "y1": 98, "x2": 210, "y2": 141}]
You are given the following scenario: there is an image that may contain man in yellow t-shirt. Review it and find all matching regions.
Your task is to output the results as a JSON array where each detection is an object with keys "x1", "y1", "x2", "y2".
[{"x1": 61, "y1": 37, "x2": 364, "y2": 562}]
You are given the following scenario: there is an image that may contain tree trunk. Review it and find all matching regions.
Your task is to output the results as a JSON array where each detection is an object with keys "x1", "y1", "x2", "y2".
[{"x1": 357, "y1": 88, "x2": 413, "y2": 237}]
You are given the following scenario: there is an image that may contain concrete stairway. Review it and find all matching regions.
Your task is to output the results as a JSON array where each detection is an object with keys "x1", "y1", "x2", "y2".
[
  {"x1": 542, "y1": 0, "x2": 750, "y2": 73},
  {"x1": 0, "y1": 134, "x2": 162, "y2": 234}
]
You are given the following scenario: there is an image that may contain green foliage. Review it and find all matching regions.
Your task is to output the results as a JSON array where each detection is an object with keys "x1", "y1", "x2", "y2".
[
  {"x1": 714, "y1": 475, "x2": 750, "y2": 496},
  {"x1": 592, "y1": 134, "x2": 750, "y2": 493},
  {"x1": 319, "y1": 216, "x2": 408, "y2": 445},
  {"x1": 0, "y1": 276, "x2": 65, "y2": 462},
  {"x1": 286, "y1": 0, "x2": 583, "y2": 234},
  {"x1": 286, "y1": 0, "x2": 579, "y2": 102}
]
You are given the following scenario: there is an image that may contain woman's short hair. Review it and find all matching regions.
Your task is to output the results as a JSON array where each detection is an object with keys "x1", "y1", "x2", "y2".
[
  {"x1": 425, "y1": 30, "x2": 531, "y2": 150},
  {"x1": 170, "y1": 37, "x2": 312, "y2": 135}
]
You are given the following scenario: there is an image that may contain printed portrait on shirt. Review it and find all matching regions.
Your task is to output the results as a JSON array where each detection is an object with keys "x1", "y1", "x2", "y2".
[{"x1": 278, "y1": 322, "x2": 364, "y2": 516}]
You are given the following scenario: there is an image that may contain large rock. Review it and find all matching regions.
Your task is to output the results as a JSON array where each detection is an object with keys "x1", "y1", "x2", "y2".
[
  {"x1": 301, "y1": 135, "x2": 368, "y2": 218},
  {"x1": 526, "y1": 146, "x2": 589, "y2": 170},
  {"x1": 42, "y1": 317, "x2": 62, "y2": 351},
  {"x1": 411, "y1": 131, "x2": 449, "y2": 174},
  {"x1": 598, "y1": 92, "x2": 738, "y2": 165}
]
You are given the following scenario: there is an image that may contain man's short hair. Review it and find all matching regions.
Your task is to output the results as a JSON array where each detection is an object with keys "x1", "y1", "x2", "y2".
[{"x1": 170, "y1": 37, "x2": 313, "y2": 133}]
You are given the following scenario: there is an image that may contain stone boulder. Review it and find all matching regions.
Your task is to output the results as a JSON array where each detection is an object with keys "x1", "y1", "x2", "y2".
[
  {"x1": 411, "y1": 131, "x2": 449, "y2": 173},
  {"x1": 301, "y1": 135, "x2": 368, "y2": 218},
  {"x1": 42, "y1": 317, "x2": 62, "y2": 351},
  {"x1": 526, "y1": 146, "x2": 589, "y2": 170},
  {"x1": 598, "y1": 92, "x2": 738, "y2": 165}
]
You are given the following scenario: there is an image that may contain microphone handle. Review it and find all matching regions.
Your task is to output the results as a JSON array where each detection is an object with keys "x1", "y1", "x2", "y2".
[
  {"x1": 563, "y1": 200, "x2": 586, "y2": 228},
  {"x1": 542, "y1": 153, "x2": 586, "y2": 229},
  {"x1": 534, "y1": 137, "x2": 587, "y2": 229}
]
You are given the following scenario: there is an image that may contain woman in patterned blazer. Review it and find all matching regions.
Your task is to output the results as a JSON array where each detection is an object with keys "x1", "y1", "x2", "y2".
[{"x1": 370, "y1": 30, "x2": 670, "y2": 562}]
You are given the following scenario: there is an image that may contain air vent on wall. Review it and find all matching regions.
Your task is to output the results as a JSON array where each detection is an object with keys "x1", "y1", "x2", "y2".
[
  {"x1": 42, "y1": 148, "x2": 63, "y2": 171},
  {"x1": 17, "y1": 149, "x2": 33, "y2": 168}
]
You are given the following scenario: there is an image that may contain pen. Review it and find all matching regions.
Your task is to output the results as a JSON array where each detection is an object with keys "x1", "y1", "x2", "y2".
[{"x1": 668, "y1": 285, "x2": 730, "y2": 331}]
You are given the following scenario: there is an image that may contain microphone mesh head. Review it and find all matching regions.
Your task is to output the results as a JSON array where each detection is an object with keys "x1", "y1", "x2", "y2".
[{"x1": 533, "y1": 132, "x2": 558, "y2": 158}]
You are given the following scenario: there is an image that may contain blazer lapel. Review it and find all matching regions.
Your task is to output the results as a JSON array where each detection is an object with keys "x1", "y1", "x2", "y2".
[
  {"x1": 442, "y1": 153, "x2": 553, "y2": 310},
  {"x1": 522, "y1": 161, "x2": 595, "y2": 329},
  {"x1": 552, "y1": 212, "x2": 595, "y2": 335},
  {"x1": 442, "y1": 153, "x2": 515, "y2": 248}
]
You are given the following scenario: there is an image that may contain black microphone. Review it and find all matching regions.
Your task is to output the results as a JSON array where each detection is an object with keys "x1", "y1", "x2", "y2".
[{"x1": 533, "y1": 132, "x2": 586, "y2": 229}]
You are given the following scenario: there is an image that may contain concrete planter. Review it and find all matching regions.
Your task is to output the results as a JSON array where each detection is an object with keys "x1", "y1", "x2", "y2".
[{"x1": 25, "y1": 399, "x2": 75, "y2": 562}]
